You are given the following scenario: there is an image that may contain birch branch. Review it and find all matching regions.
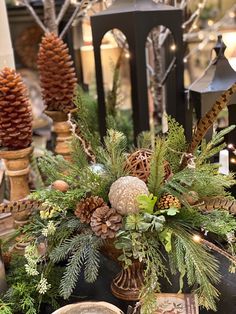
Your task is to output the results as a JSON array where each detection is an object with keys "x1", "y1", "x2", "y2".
[
  {"x1": 56, "y1": 0, "x2": 71, "y2": 25},
  {"x1": 160, "y1": 57, "x2": 176, "y2": 85},
  {"x1": 43, "y1": 0, "x2": 58, "y2": 35},
  {"x1": 19, "y1": 0, "x2": 48, "y2": 33},
  {"x1": 59, "y1": 0, "x2": 91, "y2": 38}
]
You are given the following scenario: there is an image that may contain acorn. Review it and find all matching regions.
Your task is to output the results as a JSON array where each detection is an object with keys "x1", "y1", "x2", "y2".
[
  {"x1": 184, "y1": 191, "x2": 199, "y2": 205},
  {"x1": 51, "y1": 180, "x2": 69, "y2": 192}
]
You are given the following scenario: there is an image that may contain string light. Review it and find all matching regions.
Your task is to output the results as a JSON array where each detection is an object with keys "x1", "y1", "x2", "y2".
[
  {"x1": 207, "y1": 20, "x2": 214, "y2": 26},
  {"x1": 193, "y1": 234, "x2": 201, "y2": 243},
  {"x1": 228, "y1": 143, "x2": 235, "y2": 150},
  {"x1": 229, "y1": 11, "x2": 235, "y2": 18},
  {"x1": 230, "y1": 158, "x2": 236, "y2": 164},
  {"x1": 183, "y1": 57, "x2": 188, "y2": 63},
  {"x1": 193, "y1": 235, "x2": 236, "y2": 265},
  {"x1": 125, "y1": 52, "x2": 130, "y2": 59},
  {"x1": 170, "y1": 44, "x2": 176, "y2": 51}
]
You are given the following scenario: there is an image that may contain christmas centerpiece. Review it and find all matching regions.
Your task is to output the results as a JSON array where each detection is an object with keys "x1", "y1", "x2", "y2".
[{"x1": 1, "y1": 84, "x2": 236, "y2": 314}]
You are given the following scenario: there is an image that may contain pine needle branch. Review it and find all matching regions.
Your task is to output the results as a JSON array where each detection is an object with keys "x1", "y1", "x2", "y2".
[
  {"x1": 148, "y1": 138, "x2": 167, "y2": 197},
  {"x1": 97, "y1": 129, "x2": 127, "y2": 180}
]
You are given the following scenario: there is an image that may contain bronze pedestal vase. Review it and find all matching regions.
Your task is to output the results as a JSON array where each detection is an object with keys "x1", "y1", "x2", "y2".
[
  {"x1": 45, "y1": 110, "x2": 72, "y2": 161},
  {"x1": 111, "y1": 259, "x2": 145, "y2": 301}
]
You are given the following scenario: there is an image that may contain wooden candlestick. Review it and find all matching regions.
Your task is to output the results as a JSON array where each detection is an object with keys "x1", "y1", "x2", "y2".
[
  {"x1": 0, "y1": 146, "x2": 33, "y2": 228},
  {"x1": 45, "y1": 111, "x2": 72, "y2": 160}
]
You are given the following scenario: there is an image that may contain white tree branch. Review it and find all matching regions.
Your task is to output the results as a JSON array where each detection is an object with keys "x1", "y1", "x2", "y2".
[
  {"x1": 56, "y1": 0, "x2": 71, "y2": 26},
  {"x1": 20, "y1": 0, "x2": 48, "y2": 33}
]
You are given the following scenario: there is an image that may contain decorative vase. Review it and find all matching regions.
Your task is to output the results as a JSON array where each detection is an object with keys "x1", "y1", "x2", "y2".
[
  {"x1": 111, "y1": 259, "x2": 145, "y2": 301},
  {"x1": 45, "y1": 110, "x2": 72, "y2": 161},
  {"x1": 52, "y1": 301, "x2": 124, "y2": 314}
]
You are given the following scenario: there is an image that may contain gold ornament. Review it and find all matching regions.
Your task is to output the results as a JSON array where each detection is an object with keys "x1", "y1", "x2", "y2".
[
  {"x1": 158, "y1": 193, "x2": 181, "y2": 210},
  {"x1": 51, "y1": 180, "x2": 69, "y2": 192},
  {"x1": 108, "y1": 176, "x2": 149, "y2": 215}
]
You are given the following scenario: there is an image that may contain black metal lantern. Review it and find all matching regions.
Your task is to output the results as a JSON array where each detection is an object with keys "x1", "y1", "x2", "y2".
[
  {"x1": 91, "y1": 0, "x2": 186, "y2": 140},
  {"x1": 189, "y1": 35, "x2": 236, "y2": 170}
]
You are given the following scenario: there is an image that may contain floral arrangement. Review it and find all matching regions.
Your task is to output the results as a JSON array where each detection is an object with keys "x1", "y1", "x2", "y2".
[{"x1": 1, "y1": 86, "x2": 236, "y2": 314}]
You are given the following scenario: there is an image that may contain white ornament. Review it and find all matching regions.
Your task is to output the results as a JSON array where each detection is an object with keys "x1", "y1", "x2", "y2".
[{"x1": 108, "y1": 176, "x2": 149, "y2": 215}]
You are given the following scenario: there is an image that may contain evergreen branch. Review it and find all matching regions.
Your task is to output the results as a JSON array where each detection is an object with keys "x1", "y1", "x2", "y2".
[
  {"x1": 84, "y1": 236, "x2": 103, "y2": 283},
  {"x1": 166, "y1": 116, "x2": 187, "y2": 173},
  {"x1": 168, "y1": 224, "x2": 220, "y2": 310},
  {"x1": 59, "y1": 246, "x2": 85, "y2": 299},
  {"x1": 148, "y1": 138, "x2": 167, "y2": 197},
  {"x1": 97, "y1": 129, "x2": 127, "y2": 180},
  {"x1": 50, "y1": 233, "x2": 85, "y2": 263},
  {"x1": 196, "y1": 125, "x2": 235, "y2": 166}
]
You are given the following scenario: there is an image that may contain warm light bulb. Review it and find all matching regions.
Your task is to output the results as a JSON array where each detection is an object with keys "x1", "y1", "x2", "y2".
[
  {"x1": 192, "y1": 24, "x2": 198, "y2": 30},
  {"x1": 125, "y1": 52, "x2": 130, "y2": 59},
  {"x1": 229, "y1": 11, "x2": 235, "y2": 18},
  {"x1": 183, "y1": 58, "x2": 188, "y2": 63},
  {"x1": 198, "y1": 32, "x2": 204, "y2": 40},
  {"x1": 230, "y1": 158, "x2": 236, "y2": 164},
  {"x1": 198, "y1": 3, "x2": 204, "y2": 9},
  {"x1": 193, "y1": 235, "x2": 201, "y2": 243},
  {"x1": 170, "y1": 44, "x2": 176, "y2": 51},
  {"x1": 208, "y1": 20, "x2": 214, "y2": 26}
]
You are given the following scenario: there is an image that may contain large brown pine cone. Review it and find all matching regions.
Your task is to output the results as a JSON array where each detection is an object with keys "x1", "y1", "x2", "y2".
[
  {"x1": 0, "y1": 68, "x2": 32, "y2": 149},
  {"x1": 75, "y1": 196, "x2": 105, "y2": 224},
  {"x1": 90, "y1": 206, "x2": 122, "y2": 239},
  {"x1": 37, "y1": 33, "x2": 77, "y2": 113}
]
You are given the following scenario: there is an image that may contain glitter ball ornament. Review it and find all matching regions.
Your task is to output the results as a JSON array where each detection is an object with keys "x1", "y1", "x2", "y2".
[
  {"x1": 108, "y1": 176, "x2": 149, "y2": 215},
  {"x1": 75, "y1": 196, "x2": 106, "y2": 224},
  {"x1": 37, "y1": 33, "x2": 77, "y2": 113},
  {"x1": 125, "y1": 149, "x2": 172, "y2": 183},
  {"x1": 51, "y1": 180, "x2": 69, "y2": 192},
  {"x1": 0, "y1": 68, "x2": 32, "y2": 149},
  {"x1": 90, "y1": 206, "x2": 122, "y2": 239},
  {"x1": 157, "y1": 193, "x2": 181, "y2": 210}
]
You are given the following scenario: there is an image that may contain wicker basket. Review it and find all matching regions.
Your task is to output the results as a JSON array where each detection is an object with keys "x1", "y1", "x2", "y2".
[{"x1": 52, "y1": 302, "x2": 124, "y2": 314}]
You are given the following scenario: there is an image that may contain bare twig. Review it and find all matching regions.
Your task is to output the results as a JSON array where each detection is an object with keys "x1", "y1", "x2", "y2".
[
  {"x1": 59, "y1": 0, "x2": 90, "y2": 38},
  {"x1": 20, "y1": 0, "x2": 48, "y2": 33},
  {"x1": 160, "y1": 57, "x2": 176, "y2": 85},
  {"x1": 56, "y1": 0, "x2": 71, "y2": 25}
]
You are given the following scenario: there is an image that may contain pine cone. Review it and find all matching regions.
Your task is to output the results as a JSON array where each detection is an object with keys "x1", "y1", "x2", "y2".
[
  {"x1": 0, "y1": 68, "x2": 32, "y2": 149},
  {"x1": 37, "y1": 33, "x2": 77, "y2": 113},
  {"x1": 75, "y1": 196, "x2": 105, "y2": 224},
  {"x1": 90, "y1": 206, "x2": 122, "y2": 239},
  {"x1": 157, "y1": 193, "x2": 181, "y2": 210}
]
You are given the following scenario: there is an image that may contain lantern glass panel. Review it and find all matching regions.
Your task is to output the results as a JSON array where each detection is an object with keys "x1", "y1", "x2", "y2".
[{"x1": 101, "y1": 29, "x2": 133, "y2": 142}]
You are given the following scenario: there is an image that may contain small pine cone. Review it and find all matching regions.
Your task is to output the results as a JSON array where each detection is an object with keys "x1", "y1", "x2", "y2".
[
  {"x1": 158, "y1": 193, "x2": 181, "y2": 210},
  {"x1": 75, "y1": 196, "x2": 105, "y2": 224},
  {"x1": 37, "y1": 33, "x2": 77, "y2": 113},
  {"x1": 90, "y1": 206, "x2": 122, "y2": 239},
  {"x1": 0, "y1": 68, "x2": 32, "y2": 149}
]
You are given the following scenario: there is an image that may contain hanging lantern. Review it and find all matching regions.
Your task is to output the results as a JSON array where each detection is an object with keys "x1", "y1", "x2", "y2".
[{"x1": 189, "y1": 35, "x2": 236, "y2": 171}]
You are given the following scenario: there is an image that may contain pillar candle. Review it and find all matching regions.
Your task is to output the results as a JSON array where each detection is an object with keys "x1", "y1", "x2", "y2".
[
  {"x1": 219, "y1": 149, "x2": 229, "y2": 175},
  {"x1": 0, "y1": 1, "x2": 15, "y2": 69}
]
